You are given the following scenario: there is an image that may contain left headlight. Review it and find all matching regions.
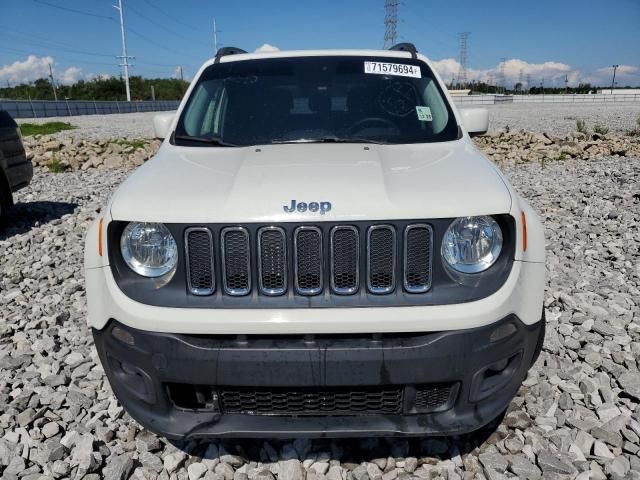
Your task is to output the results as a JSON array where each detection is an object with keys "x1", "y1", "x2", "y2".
[
  {"x1": 441, "y1": 216, "x2": 503, "y2": 274},
  {"x1": 120, "y1": 222, "x2": 178, "y2": 277}
]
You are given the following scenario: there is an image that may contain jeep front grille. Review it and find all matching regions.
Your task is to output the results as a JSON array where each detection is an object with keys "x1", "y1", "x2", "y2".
[
  {"x1": 330, "y1": 226, "x2": 360, "y2": 295},
  {"x1": 404, "y1": 224, "x2": 433, "y2": 293},
  {"x1": 185, "y1": 228, "x2": 215, "y2": 295},
  {"x1": 185, "y1": 222, "x2": 433, "y2": 298},
  {"x1": 258, "y1": 227, "x2": 287, "y2": 296},
  {"x1": 221, "y1": 227, "x2": 251, "y2": 296},
  {"x1": 294, "y1": 226, "x2": 323, "y2": 295}
]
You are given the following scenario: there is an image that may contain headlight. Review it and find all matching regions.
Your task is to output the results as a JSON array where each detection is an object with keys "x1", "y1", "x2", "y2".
[
  {"x1": 120, "y1": 222, "x2": 178, "y2": 277},
  {"x1": 441, "y1": 216, "x2": 503, "y2": 274}
]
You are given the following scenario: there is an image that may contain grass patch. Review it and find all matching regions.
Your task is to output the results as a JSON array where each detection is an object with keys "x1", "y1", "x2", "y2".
[
  {"x1": 555, "y1": 152, "x2": 569, "y2": 161},
  {"x1": 576, "y1": 119, "x2": 587, "y2": 134},
  {"x1": 19, "y1": 122, "x2": 76, "y2": 137},
  {"x1": 46, "y1": 157, "x2": 69, "y2": 173},
  {"x1": 594, "y1": 125, "x2": 609, "y2": 135},
  {"x1": 114, "y1": 138, "x2": 147, "y2": 151}
]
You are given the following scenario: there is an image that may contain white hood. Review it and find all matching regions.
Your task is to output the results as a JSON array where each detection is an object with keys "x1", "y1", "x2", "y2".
[{"x1": 110, "y1": 140, "x2": 512, "y2": 223}]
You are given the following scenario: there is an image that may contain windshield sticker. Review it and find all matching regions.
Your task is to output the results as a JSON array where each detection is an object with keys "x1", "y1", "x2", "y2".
[
  {"x1": 364, "y1": 61, "x2": 421, "y2": 78},
  {"x1": 416, "y1": 106, "x2": 433, "y2": 121}
]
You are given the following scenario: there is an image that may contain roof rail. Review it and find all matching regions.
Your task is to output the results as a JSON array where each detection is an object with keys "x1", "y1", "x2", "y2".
[
  {"x1": 389, "y1": 42, "x2": 418, "y2": 59},
  {"x1": 214, "y1": 46, "x2": 248, "y2": 64}
]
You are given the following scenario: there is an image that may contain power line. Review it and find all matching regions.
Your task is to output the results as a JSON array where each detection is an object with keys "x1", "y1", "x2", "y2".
[
  {"x1": 125, "y1": 2, "x2": 201, "y2": 44},
  {"x1": 31, "y1": 0, "x2": 115, "y2": 20},
  {"x1": 383, "y1": 0, "x2": 399, "y2": 48},
  {"x1": 139, "y1": 0, "x2": 207, "y2": 32}
]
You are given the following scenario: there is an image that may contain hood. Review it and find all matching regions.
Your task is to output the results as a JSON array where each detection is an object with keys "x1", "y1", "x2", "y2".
[{"x1": 110, "y1": 140, "x2": 512, "y2": 223}]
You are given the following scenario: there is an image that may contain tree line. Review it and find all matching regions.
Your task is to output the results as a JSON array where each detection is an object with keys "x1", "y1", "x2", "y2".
[
  {"x1": 0, "y1": 76, "x2": 189, "y2": 101},
  {"x1": 447, "y1": 81, "x2": 599, "y2": 95}
]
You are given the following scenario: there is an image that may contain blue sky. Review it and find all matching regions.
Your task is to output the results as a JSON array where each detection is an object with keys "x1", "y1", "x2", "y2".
[{"x1": 1, "y1": 0, "x2": 639, "y2": 87}]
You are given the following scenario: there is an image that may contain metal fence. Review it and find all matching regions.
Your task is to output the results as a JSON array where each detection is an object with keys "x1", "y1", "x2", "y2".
[
  {"x1": 0, "y1": 99, "x2": 180, "y2": 119},
  {"x1": 452, "y1": 93, "x2": 640, "y2": 105}
]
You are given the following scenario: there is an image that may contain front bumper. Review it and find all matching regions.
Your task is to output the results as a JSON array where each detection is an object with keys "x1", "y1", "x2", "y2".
[{"x1": 93, "y1": 314, "x2": 544, "y2": 439}]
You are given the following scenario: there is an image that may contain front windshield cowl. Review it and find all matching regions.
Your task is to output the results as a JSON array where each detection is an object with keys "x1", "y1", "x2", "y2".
[{"x1": 174, "y1": 55, "x2": 459, "y2": 148}]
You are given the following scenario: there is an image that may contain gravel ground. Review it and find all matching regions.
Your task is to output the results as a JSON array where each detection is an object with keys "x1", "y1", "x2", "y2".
[
  {"x1": 18, "y1": 112, "x2": 160, "y2": 140},
  {"x1": 485, "y1": 102, "x2": 640, "y2": 135},
  {"x1": 17, "y1": 101, "x2": 640, "y2": 140},
  {"x1": 1, "y1": 152, "x2": 639, "y2": 480}
]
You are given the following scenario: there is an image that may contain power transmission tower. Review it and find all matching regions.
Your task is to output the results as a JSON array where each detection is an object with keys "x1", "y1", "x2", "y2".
[
  {"x1": 179, "y1": 66, "x2": 184, "y2": 81},
  {"x1": 518, "y1": 69, "x2": 524, "y2": 94},
  {"x1": 526, "y1": 74, "x2": 531, "y2": 93},
  {"x1": 611, "y1": 64, "x2": 619, "y2": 93},
  {"x1": 48, "y1": 63, "x2": 57, "y2": 101},
  {"x1": 564, "y1": 74, "x2": 569, "y2": 94},
  {"x1": 456, "y1": 32, "x2": 470, "y2": 88},
  {"x1": 497, "y1": 57, "x2": 507, "y2": 93},
  {"x1": 113, "y1": 0, "x2": 133, "y2": 102},
  {"x1": 383, "y1": 0, "x2": 399, "y2": 48}
]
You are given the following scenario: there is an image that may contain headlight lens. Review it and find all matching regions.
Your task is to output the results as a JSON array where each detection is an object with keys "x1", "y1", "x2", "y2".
[
  {"x1": 441, "y1": 216, "x2": 503, "y2": 274},
  {"x1": 120, "y1": 222, "x2": 178, "y2": 277}
]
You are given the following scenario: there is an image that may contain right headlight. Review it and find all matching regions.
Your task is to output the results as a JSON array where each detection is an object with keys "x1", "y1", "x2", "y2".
[
  {"x1": 120, "y1": 222, "x2": 178, "y2": 277},
  {"x1": 441, "y1": 216, "x2": 503, "y2": 274}
]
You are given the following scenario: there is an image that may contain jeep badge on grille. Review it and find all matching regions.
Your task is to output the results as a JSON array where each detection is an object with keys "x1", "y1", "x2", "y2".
[{"x1": 283, "y1": 200, "x2": 332, "y2": 215}]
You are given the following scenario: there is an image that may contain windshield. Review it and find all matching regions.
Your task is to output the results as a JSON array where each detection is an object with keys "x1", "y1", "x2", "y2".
[{"x1": 174, "y1": 55, "x2": 460, "y2": 147}]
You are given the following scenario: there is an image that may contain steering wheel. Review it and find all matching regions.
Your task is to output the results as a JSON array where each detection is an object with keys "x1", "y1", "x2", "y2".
[{"x1": 346, "y1": 117, "x2": 396, "y2": 135}]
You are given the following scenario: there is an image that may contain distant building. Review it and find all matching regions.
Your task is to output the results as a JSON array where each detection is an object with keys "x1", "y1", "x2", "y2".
[{"x1": 597, "y1": 88, "x2": 640, "y2": 95}]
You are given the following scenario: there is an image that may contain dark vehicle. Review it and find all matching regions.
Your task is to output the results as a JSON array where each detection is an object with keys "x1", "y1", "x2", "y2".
[{"x1": 0, "y1": 110, "x2": 33, "y2": 222}]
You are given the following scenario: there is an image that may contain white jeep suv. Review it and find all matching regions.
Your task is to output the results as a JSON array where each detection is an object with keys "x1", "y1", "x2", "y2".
[{"x1": 85, "y1": 44, "x2": 545, "y2": 439}]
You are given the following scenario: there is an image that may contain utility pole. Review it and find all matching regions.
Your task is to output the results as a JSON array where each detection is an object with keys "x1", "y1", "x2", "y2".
[
  {"x1": 48, "y1": 63, "x2": 58, "y2": 101},
  {"x1": 564, "y1": 74, "x2": 568, "y2": 94},
  {"x1": 213, "y1": 17, "x2": 219, "y2": 53},
  {"x1": 383, "y1": 0, "x2": 399, "y2": 49},
  {"x1": 113, "y1": 0, "x2": 133, "y2": 102},
  {"x1": 179, "y1": 66, "x2": 184, "y2": 82},
  {"x1": 457, "y1": 32, "x2": 470, "y2": 88},
  {"x1": 610, "y1": 64, "x2": 619, "y2": 94}
]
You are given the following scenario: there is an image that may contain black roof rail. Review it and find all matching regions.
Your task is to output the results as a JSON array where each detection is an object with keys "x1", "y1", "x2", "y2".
[
  {"x1": 389, "y1": 42, "x2": 418, "y2": 59},
  {"x1": 214, "y1": 46, "x2": 248, "y2": 64}
]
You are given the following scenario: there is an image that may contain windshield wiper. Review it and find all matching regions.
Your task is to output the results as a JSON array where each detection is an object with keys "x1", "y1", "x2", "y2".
[
  {"x1": 174, "y1": 134, "x2": 239, "y2": 147},
  {"x1": 271, "y1": 137, "x2": 387, "y2": 145}
]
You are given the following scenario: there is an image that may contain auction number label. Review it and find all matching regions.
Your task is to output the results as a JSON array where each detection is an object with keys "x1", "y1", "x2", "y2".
[{"x1": 364, "y1": 61, "x2": 421, "y2": 78}]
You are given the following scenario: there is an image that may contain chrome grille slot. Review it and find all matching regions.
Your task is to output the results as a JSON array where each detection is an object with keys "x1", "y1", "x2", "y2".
[
  {"x1": 367, "y1": 225, "x2": 396, "y2": 294},
  {"x1": 221, "y1": 227, "x2": 251, "y2": 296},
  {"x1": 294, "y1": 226, "x2": 323, "y2": 295},
  {"x1": 330, "y1": 226, "x2": 360, "y2": 295},
  {"x1": 185, "y1": 228, "x2": 214, "y2": 295},
  {"x1": 404, "y1": 224, "x2": 433, "y2": 293},
  {"x1": 258, "y1": 227, "x2": 287, "y2": 296}
]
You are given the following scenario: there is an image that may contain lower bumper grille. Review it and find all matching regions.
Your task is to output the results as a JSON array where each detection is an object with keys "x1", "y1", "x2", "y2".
[
  {"x1": 220, "y1": 386, "x2": 403, "y2": 415},
  {"x1": 166, "y1": 383, "x2": 456, "y2": 416}
]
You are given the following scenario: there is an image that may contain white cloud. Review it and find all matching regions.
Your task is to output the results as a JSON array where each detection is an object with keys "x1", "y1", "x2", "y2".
[
  {"x1": 0, "y1": 55, "x2": 98, "y2": 85},
  {"x1": 0, "y1": 55, "x2": 54, "y2": 85},
  {"x1": 430, "y1": 57, "x2": 639, "y2": 87},
  {"x1": 255, "y1": 43, "x2": 280, "y2": 53},
  {"x1": 58, "y1": 66, "x2": 83, "y2": 84}
]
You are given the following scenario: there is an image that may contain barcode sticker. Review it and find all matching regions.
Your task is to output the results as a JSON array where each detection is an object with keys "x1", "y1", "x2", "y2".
[{"x1": 364, "y1": 61, "x2": 421, "y2": 78}]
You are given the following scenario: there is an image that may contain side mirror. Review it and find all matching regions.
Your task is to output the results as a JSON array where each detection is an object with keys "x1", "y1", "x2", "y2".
[
  {"x1": 153, "y1": 113, "x2": 175, "y2": 140},
  {"x1": 459, "y1": 108, "x2": 489, "y2": 137}
]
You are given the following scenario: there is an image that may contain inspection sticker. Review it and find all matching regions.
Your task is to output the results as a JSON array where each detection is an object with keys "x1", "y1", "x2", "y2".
[
  {"x1": 416, "y1": 106, "x2": 433, "y2": 121},
  {"x1": 364, "y1": 61, "x2": 421, "y2": 78}
]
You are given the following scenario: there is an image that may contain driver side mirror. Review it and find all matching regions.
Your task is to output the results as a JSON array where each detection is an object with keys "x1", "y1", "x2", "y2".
[
  {"x1": 459, "y1": 108, "x2": 489, "y2": 137},
  {"x1": 153, "y1": 113, "x2": 175, "y2": 140}
]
